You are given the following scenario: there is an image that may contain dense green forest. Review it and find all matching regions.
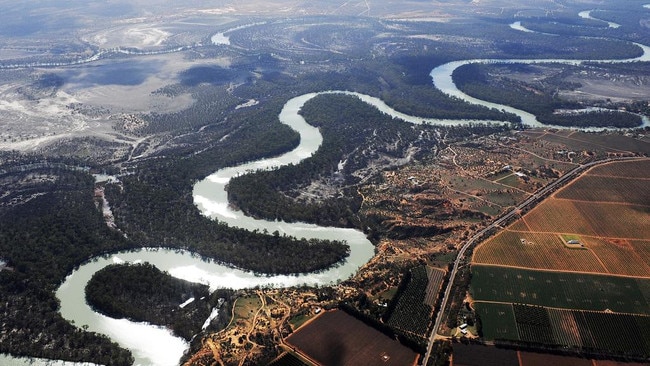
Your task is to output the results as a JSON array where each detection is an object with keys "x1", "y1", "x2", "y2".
[
  {"x1": 0, "y1": 165, "x2": 134, "y2": 366},
  {"x1": 86, "y1": 263, "x2": 232, "y2": 340},
  {"x1": 453, "y1": 63, "x2": 643, "y2": 128}
]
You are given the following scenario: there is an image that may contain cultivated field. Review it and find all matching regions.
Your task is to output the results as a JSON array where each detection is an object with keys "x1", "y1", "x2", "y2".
[
  {"x1": 472, "y1": 230, "x2": 605, "y2": 273},
  {"x1": 518, "y1": 352, "x2": 593, "y2": 366},
  {"x1": 452, "y1": 343, "x2": 519, "y2": 366},
  {"x1": 473, "y1": 302, "x2": 519, "y2": 341},
  {"x1": 386, "y1": 266, "x2": 445, "y2": 338},
  {"x1": 285, "y1": 310, "x2": 418, "y2": 366},
  {"x1": 473, "y1": 159, "x2": 650, "y2": 277},
  {"x1": 470, "y1": 265, "x2": 650, "y2": 314},
  {"x1": 473, "y1": 301, "x2": 650, "y2": 359}
]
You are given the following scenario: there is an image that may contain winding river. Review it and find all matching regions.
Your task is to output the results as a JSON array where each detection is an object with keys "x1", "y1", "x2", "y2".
[{"x1": 4, "y1": 7, "x2": 650, "y2": 366}]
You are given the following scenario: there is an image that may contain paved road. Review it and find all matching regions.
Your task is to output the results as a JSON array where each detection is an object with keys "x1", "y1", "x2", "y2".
[{"x1": 421, "y1": 156, "x2": 640, "y2": 365}]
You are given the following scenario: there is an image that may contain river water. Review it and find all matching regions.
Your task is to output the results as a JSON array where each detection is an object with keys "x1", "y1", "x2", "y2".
[{"x1": 4, "y1": 7, "x2": 650, "y2": 366}]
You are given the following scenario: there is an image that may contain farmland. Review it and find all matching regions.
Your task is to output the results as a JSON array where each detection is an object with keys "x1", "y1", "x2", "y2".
[
  {"x1": 473, "y1": 302, "x2": 650, "y2": 359},
  {"x1": 452, "y1": 344, "x2": 650, "y2": 366},
  {"x1": 473, "y1": 158, "x2": 650, "y2": 277},
  {"x1": 468, "y1": 158, "x2": 650, "y2": 361},
  {"x1": 472, "y1": 230, "x2": 605, "y2": 273},
  {"x1": 473, "y1": 302, "x2": 519, "y2": 341},
  {"x1": 386, "y1": 266, "x2": 445, "y2": 339},
  {"x1": 470, "y1": 265, "x2": 650, "y2": 315},
  {"x1": 285, "y1": 310, "x2": 418, "y2": 366}
]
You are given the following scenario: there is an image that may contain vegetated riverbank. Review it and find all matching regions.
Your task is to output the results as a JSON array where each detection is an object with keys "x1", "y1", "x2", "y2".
[
  {"x1": 0, "y1": 160, "x2": 134, "y2": 366},
  {"x1": 226, "y1": 93, "x2": 512, "y2": 229},
  {"x1": 3, "y1": 4, "x2": 644, "y2": 364},
  {"x1": 85, "y1": 263, "x2": 232, "y2": 340},
  {"x1": 105, "y1": 98, "x2": 351, "y2": 275},
  {"x1": 452, "y1": 63, "x2": 643, "y2": 128}
]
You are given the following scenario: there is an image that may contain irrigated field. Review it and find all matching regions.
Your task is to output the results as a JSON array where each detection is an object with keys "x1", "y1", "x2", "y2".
[
  {"x1": 470, "y1": 265, "x2": 650, "y2": 314},
  {"x1": 473, "y1": 158, "x2": 650, "y2": 277},
  {"x1": 472, "y1": 230, "x2": 605, "y2": 273},
  {"x1": 474, "y1": 302, "x2": 519, "y2": 341},
  {"x1": 473, "y1": 301, "x2": 650, "y2": 359},
  {"x1": 387, "y1": 266, "x2": 445, "y2": 338},
  {"x1": 555, "y1": 175, "x2": 650, "y2": 204},
  {"x1": 286, "y1": 310, "x2": 418, "y2": 366}
]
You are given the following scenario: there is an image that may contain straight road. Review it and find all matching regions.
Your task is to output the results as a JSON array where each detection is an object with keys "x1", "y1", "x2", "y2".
[{"x1": 421, "y1": 156, "x2": 641, "y2": 365}]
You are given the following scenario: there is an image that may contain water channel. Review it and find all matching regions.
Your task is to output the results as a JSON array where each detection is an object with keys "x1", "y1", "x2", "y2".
[{"x1": 4, "y1": 7, "x2": 650, "y2": 366}]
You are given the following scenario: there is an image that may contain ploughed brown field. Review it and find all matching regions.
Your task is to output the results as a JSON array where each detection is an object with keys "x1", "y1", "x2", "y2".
[{"x1": 285, "y1": 310, "x2": 418, "y2": 366}]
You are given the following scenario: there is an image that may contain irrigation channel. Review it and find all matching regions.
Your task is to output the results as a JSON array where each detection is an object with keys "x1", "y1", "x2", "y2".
[{"x1": 3, "y1": 7, "x2": 650, "y2": 366}]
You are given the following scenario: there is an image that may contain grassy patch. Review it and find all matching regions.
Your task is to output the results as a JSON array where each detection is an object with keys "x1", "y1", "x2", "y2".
[
  {"x1": 233, "y1": 295, "x2": 261, "y2": 322},
  {"x1": 288, "y1": 313, "x2": 312, "y2": 330}
]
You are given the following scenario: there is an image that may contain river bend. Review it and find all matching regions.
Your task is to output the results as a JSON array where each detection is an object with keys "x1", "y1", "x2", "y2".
[{"x1": 5, "y1": 8, "x2": 650, "y2": 366}]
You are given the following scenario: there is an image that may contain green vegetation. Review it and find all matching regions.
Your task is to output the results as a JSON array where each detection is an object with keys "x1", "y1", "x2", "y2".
[
  {"x1": 474, "y1": 302, "x2": 519, "y2": 341},
  {"x1": 476, "y1": 302, "x2": 650, "y2": 359},
  {"x1": 228, "y1": 94, "x2": 433, "y2": 227},
  {"x1": 470, "y1": 265, "x2": 650, "y2": 314},
  {"x1": 385, "y1": 266, "x2": 437, "y2": 339},
  {"x1": 453, "y1": 63, "x2": 643, "y2": 128},
  {"x1": 288, "y1": 313, "x2": 312, "y2": 330},
  {"x1": 85, "y1": 263, "x2": 230, "y2": 340},
  {"x1": 0, "y1": 165, "x2": 134, "y2": 365},
  {"x1": 106, "y1": 99, "x2": 350, "y2": 275}
]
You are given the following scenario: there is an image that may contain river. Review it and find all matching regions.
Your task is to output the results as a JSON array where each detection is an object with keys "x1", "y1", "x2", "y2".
[{"x1": 4, "y1": 7, "x2": 650, "y2": 366}]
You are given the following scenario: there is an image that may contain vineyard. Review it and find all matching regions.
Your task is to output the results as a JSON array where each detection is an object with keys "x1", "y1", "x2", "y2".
[
  {"x1": 474, "y1": 302, "x2": 519, "y2": 341},
  {"x1": 572, "y1": 201, "x2": 650, "y2": 239},
  {"x1": 556, "y1": 175, "x2": 650, "y2": 204},
  {"x1": 473, "y1": 230, "x2": 605, "y2": 273},
  {"x1": 475, "y1": 302, "x2": 650, "y2": 358},
  {"x1": 425, "y1": 267, "x2": 446, "y2": 307},
  {"x1": 513, "y1": 304, "x2": 554, "y2": 344},
  {"x1": 586, "y1": 238, "x2": 650, "y2": 277},
  {"x1": 472, "y1": 159, "x2": 650, "y2": 277},
  {"x1": 470, "y1": 265, "x2": 650, "y2": 314},
  {"x1": 585, "y1": 159, "x2": 650, "y2": 178},
  {"x1": 523, "y1": 199, "x2": 598, "y2": 236},
  {"x1": 386, "y1": 266, "x2": 444, "y2": 338}
]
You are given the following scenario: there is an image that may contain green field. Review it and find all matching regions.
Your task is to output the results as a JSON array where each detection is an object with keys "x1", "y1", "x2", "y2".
[
  {"x1": 475, "y1": 302, "x2": 650, "y2": 358},
  {"x1": 470, "y1": 265, "x2": 650, "y2": 314},
  {"x1": 474, "y1": 302, "x2": 519, "y2": 341}
]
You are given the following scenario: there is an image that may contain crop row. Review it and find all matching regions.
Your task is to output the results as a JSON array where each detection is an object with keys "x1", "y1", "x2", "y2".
[
  {"x1": 513, "y1": 304, "x2": 554, "y2": 344},
  {"x1": 478, "y1": 302, "x2": 650, "y2": 358},
  {"x1": 386, "y1": 266, "x2": 434, "y2": 337},
  {"x1": 556, "y1": 175, "x2": 649, "y2": 205},
  {"x1": 585, "y1": 159, "x2": 650, "y2": 179},
  {"x1": 424, "y1": 267, "x2": 446, "y2": 307},
  {"x1": 473, "y1": 230, "x2": 605, "y2": 273},
  {"x1": 470, "y1": 265, "x2": 650, "y2": 314}
]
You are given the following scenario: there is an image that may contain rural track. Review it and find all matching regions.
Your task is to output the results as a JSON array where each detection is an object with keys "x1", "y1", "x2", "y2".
[{"x1": 422, "y1": 156, "x2": 644, "y2": 365}]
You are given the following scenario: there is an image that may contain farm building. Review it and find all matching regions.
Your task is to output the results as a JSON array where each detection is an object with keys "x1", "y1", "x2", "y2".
[{"x1": 285, "y1": 310, "x2": 419, "y2": 366}]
